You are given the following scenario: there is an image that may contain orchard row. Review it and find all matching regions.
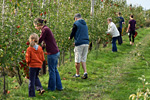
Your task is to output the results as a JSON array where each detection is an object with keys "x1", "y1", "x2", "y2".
[{"x1": 0, "y1": 0, "x2": 145, "y2": 80}]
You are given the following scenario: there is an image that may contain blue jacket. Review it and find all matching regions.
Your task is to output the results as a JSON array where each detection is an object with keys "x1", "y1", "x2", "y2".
[{"x1": 74, "y1": 19, "x2": 89, "y2": 46}]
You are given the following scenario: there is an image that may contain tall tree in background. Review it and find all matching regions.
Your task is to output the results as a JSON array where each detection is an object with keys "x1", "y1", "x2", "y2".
[{"x1": 91, "y1": 0, "x2": 94, "y2": 16}]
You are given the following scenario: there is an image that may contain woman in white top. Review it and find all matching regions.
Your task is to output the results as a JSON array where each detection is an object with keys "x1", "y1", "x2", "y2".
[{"x1": 106, "y1": 18, "x2": 120, "y2": 52}]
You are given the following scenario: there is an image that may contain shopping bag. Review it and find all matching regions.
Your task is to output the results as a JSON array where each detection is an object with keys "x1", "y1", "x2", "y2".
[{"x1": 134, "y1": 31, "x2": 138, "y2": 38}]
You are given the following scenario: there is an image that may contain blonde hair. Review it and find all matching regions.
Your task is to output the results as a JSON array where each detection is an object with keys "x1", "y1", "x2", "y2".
[{"x1": 29, "y1": 33, "x2": 39, "y2": 47}]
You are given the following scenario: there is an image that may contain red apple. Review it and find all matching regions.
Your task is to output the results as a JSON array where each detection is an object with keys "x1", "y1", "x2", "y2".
[
  {"x1": 24, "y1": 67, "x2": 26, "y2": 70},
  {"x1": 19, "y1": 62, "x2": 25, "y2": 68},
  {"x1": 17, "y1": 25, "x2": 20, "y2": 28},
  {"x1": 22, "y1": 60, "x2": 26, "y2": 63},
  {"x1": 22, "y1": 50, "x2": 24, "y2": 53},
  {"x1": 40, "y1": 13, "x2": 43, "y2": 16},
  {"x1": 7, "y1": 91, "x2": 10, "y2": 94},
  {"x1": 26, "y1": 42, "x2": 29, "y2": 45}
]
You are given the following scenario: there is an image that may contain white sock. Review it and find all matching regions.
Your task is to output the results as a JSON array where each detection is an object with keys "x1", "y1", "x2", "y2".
[
  {"x1": 84, "y1": 72, "x2": 87, "y2": 75},
  {"x1": 76, "y1": 74, "x2": 80, "y2": 76}
]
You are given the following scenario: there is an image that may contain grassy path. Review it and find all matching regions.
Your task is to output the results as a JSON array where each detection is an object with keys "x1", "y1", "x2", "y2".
[
  {"x1": 86, "y1": 28, "x2": 150, "y2": 100},
  {"x1": 2, "y1": 28, "x2": 150, "y2": 100}
]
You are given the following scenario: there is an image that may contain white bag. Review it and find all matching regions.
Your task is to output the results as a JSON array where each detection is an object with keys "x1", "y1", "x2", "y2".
[{"x1": 128, "y1": 33, "x2": 130, "y2": 36}]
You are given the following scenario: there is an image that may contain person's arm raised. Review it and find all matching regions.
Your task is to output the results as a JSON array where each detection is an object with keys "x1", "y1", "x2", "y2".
[{"x1": 69, "y1": 24, "x2": 77, "y2": 40}]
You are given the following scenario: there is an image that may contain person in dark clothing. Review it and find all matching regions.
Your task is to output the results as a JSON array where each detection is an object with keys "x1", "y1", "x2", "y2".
[
  {"x1": 126, "y1": 15, "x2": 136, "y2": 45},
  {"x1": 69, "y1": 13, "x2": 89, "y2": 79},
  {"x1": 117, "y1": 12, "x2": 125, "y2": 45},
  {"x1": 33, "y1": 18, "x2": 63, "y2": 91}
]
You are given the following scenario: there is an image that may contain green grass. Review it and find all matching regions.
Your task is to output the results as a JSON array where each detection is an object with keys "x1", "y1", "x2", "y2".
[{"x1": 1, "y1": 28, "x2": 150, "y2": 100}]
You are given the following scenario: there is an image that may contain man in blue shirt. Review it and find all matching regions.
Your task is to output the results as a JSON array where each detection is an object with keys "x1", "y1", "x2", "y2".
[
  {"x1": 69, "y1": 13, "x2": 89, "y2": 79},
  {"x1": 117, "y1": 12, "x2": 125, "y2": 45}
]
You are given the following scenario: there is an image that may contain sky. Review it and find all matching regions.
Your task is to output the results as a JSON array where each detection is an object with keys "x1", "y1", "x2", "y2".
[{"x1": 126, "y1": 0, "x2": 150, "y2": 10}]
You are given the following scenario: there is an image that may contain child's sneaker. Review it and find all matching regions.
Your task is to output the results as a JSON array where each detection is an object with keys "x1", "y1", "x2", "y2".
[
  {"x1": 81, "y1": 73, "x2": 88, "y2": 79},
  {"x1": 39, "y1": 89, "x2": 45, "y2": 95}
]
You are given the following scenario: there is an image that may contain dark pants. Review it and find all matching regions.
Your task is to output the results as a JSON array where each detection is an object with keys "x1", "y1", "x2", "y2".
[
  {"x1": 47, "y1": 52, "x2": 63, "y2": 91},
  {"x1": 112, "y1": 37, "x2": 118, "y2": 52},
  {"x1": 129, "y1": 30, "x2": 135, "y2": 43},
  {"x1": 117, "y1": 27, "x2": 123, "y2": 45},
  {"x1": 29, "y1": 68, "x2": 43, "y2": 97}
]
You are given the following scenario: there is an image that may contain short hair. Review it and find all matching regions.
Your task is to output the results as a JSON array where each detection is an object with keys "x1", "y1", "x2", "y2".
[
  {"x1": 130, "y1": 15, "x2": 133, "y2": 18},
  {"x1": 118, "y1": 12, "x2": 121, "y2": 15},
  {"x1": 107, "y1": 18, "x2": 112, "y2": 22},
  {"x1": 74, "y1": 13, "x2": 81, "y2": 19}
]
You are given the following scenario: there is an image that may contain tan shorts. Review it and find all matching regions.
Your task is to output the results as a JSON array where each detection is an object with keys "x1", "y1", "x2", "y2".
[{"x1": 74, "y1": 44, "x2": 89, "y2": 63}]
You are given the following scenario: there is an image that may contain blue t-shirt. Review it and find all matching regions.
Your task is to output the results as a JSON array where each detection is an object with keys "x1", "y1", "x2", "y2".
[{"x1": 118, "y1": 17, "x2": 124, "y2": 29}]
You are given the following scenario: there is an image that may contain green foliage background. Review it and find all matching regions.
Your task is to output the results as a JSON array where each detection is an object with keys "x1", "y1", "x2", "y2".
[{"x1": 0, "y1": 0, "x2": 146, "y2": 82}]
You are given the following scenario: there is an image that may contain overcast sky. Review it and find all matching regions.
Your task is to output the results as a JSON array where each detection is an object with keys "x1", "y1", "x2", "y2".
[{"x1": 126, "y1": 0, "x2": 150, "y2": 10}]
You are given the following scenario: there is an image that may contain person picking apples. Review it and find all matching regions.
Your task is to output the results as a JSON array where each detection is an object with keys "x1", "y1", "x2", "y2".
[
  {"x1": 106, "y1": 18, "x2": 120, "y2": 52},
  {"x1": 117, "y1": 12, "x2": 125, "y2": 45},
  {"x1": 69, "y1": 13, "x2": 89, "y2": 79},
  {"x1": 33, "y1": 18, "x2": 63, "y2": 91}
]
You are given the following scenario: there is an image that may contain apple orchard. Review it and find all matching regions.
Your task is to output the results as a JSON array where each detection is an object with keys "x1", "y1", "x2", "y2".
[{"x1": 0, "y1": 0, "x2": 146, "y2": 94}]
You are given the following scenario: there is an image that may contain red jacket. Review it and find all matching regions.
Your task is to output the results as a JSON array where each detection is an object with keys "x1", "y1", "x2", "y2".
[{"x1": 25, "y1": 45, "x2": 45, "y2": 68}]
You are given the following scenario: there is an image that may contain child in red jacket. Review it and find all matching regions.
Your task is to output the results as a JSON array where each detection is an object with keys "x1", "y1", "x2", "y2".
[{"x1": 25, "y1": 33, "x2": 45, "y2": 97}]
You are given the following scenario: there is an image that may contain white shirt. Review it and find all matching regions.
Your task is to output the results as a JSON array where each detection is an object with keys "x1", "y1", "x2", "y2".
[{"x1": 106, "y1": 22, "x2": 120, "y2": 37}]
